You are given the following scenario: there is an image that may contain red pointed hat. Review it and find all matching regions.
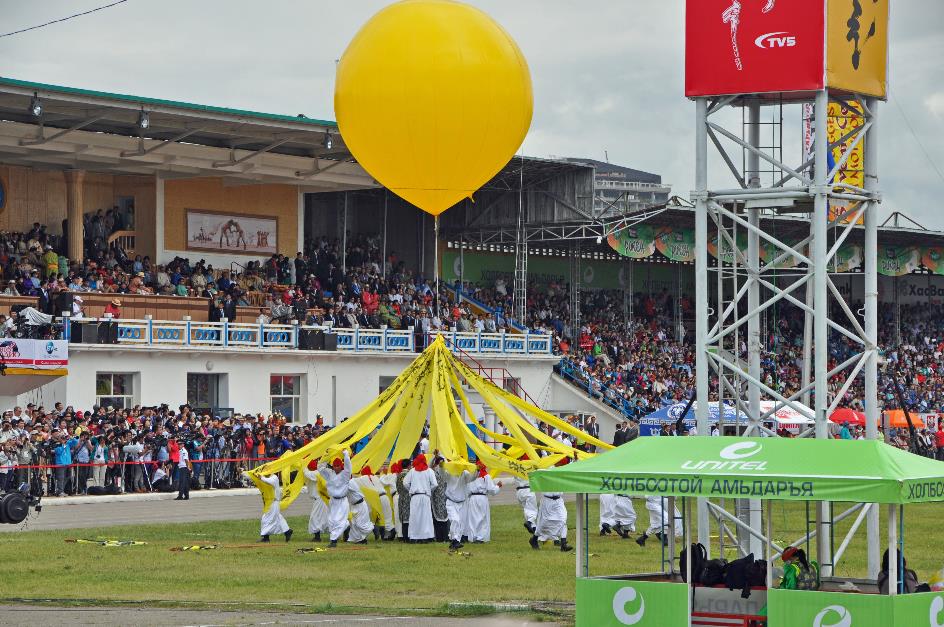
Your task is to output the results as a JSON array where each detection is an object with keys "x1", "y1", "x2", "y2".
[
  {"x1": 413, "y1": 453, "x2": 428, "y2": 471},
  {"x1": 307, "y1": 460, "x2": 317, "y2": 471},
  {"x1": 361, "y1": 465, "x2": 373, "y2": 476},
  {"x1": 332, "y1": 457, "x2": 344, "y2": 470},
  {"x1": 477, "y1": 460, "x2": 488, "y2": 478},
  {"x1": 390, "y1": 461, "x2": 402, "y2": 474}
]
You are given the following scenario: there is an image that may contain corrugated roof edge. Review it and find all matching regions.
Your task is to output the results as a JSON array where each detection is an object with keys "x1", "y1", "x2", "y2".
[{"x1": 0, "y1": 76, "x2": 338, "y2": 128}]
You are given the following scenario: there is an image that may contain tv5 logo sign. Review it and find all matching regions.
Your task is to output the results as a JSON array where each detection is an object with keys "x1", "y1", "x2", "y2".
[
  {"x1": 754, "y1": 31, "x2": 797, "y2": 49},
  {"x1": 686, "y1": 0, "x2": 825, "y2": 97}
]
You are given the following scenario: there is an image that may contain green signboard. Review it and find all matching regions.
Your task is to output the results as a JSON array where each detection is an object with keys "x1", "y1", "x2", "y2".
[
  {"x1": 893, "y1": 591, "x2": 944, "y2": 625},
  {"x1": 768, "y1": 589, "x2": 891, "y2": 626},
  {"x1": 607, "y1": 225, "x2": 657, "y2": 259},
  {"x1": 441, "y1": 251, "x2": 694, "y2": 294},
  {"x1": 655, "y1": 227, "x2": 696, "y2": 263},
  {"x1": 878, "y1": 246, "x2": 922, "y2": 277},
  {"x1": 576, "y1": 578, "x2": 687, "y2": 627}
]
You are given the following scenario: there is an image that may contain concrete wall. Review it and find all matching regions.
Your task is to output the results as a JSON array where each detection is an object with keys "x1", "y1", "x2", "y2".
[{"x1": 34, "y1": 345, "x2": 558, "y2": 425}]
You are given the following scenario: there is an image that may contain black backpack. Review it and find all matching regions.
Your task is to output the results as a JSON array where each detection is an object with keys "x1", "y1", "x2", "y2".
[
  {"x1": 679, "y1": 542, "x2": 708, "y2": 583},
  {"x1": 700, "y1": 559, "x2": 728, "y2": 586},
  {"x1": 724, "y1": 552, "x2": 755, "y2": 598},
  {"x1": 748, "y1": 559, "x2": 768, "y2": 588}
]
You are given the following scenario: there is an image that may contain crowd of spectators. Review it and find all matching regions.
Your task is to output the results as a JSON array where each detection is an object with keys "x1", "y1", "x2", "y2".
[{"x1": 0, "y1": 402, "x2": 332, "y2": 497}]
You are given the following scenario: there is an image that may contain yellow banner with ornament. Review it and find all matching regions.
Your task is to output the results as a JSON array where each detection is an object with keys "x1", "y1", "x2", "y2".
[{"x1": 826, "y1": 0, "x2": 889, "y2": 99}]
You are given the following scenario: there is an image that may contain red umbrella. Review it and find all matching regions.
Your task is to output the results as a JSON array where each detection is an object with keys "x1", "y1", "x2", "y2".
[{"x1": 829, "y1": 408, "x2": 866, "y2": 427}]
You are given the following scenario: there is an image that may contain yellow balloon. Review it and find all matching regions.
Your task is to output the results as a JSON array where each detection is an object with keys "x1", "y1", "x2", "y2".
[{"x1": 335, "y1": 0, "x2": 533, "y2": 216}]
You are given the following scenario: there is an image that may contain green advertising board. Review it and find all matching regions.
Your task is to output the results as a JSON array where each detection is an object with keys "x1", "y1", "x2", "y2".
[
  {"x1": 768, "y1": 589, "x2": 892, "y2": 626},
  {"x1": 441, "y1": 250, "x2": 694, "y2": 294},
  {"x1": 607, "y1": 225, "x2": 657, "y2": 259},
  {"x1": 576, "y1": 578, "x2": 687, "y2": 627},
  {"x1": 893, "y1": 591, "x2": 944, "y2": 625}
]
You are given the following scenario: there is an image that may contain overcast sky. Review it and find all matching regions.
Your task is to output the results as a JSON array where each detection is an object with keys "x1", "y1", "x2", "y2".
[{"x1": 1, "y1": 1, "x2": 942, "y2": 227}]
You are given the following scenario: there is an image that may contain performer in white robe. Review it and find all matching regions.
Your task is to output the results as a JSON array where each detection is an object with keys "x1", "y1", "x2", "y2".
[
  {"x1": 445, "y1": 466, "x2": 473, "y2": 550},
  {"x1": 530, "y1": 491, "x2": 572, "y2": 552},
  {"x1": 403, "y1": 453, "x2": 438, "y2": 543},
  {"x1": 258, "y1": 473, "x2": 292, "y2": 542},
  {"x1": 356, "y1": 466, "x2": 394, "y2": 540},
  {"x1": 346, "y1": 477, "x2": 375, "y2": 543},
  {"x1": 465, "y1": 463, "x2": 501, "y2": 543},
  {"x1": 636, "y1": 495, "x2": 682, "y2": 546},
  {"x1": 381, "y1": 462, "x2": 402, "y2": 539},
  {"x1": 378, "y1": 464, "x2": 399, "y2": 541},
  {"x1": 303, "y1": 460, "x2": 329, "y2": 541},
  {"x1": 612, "y1": 493, "x2": 637, "y2": 537},
  {"x1": 598, "y1": 492, "x2": 617, "y2": 535},
  {"x1": 513, "y1": 474, "x2": 538, "y2": 535},
  {"x1": 318, "y1": 449, "x2": 352, "y2": 547}
]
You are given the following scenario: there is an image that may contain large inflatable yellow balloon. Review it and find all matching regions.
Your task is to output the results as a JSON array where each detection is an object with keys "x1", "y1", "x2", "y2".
[{"x1": 335, "y1": 0, "x2": 533, "y2": 217}]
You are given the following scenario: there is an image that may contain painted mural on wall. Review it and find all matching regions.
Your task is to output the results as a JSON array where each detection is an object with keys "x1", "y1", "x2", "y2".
[{"x1": 186, "y1": 209, "x2": 278, "y2": 255}]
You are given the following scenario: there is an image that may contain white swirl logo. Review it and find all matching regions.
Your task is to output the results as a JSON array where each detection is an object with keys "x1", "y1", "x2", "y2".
[
  {"x1": 931, "y1": 596, "x2": 944, "y2": 627},
  {"x1": 452, "y1": 257, "x2": 464, "y2": 279},
  {"x1": 612, "y1": 586, "x2": 645, "y2": 625},
  {"x1": 583, "y1": 265, "x2": 595, "y2": 285},
  {"x1": 812, "y1": 605, "x2": 851, "y2": 627},
  {"x1": 719, "y1": 442, "x2": 763, "y2": 460}
]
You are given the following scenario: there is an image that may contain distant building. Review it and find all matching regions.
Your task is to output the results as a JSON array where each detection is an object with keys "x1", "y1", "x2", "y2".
[{"x1": 564, "y1": 158, "x2": 671, "y2": 217}]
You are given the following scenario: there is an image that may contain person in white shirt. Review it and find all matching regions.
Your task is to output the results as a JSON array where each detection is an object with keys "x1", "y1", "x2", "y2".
[
  {"x1": 175, "y1": 440, "x2": 190, "y2": 500},
  {"x1": 599, "y1": 492, "x2": 617, "y2": 536},
  {"x1": 530, "y1": 489, "x2": 572, "y2": 552},
  {"x1": 444, "y1": 463, "x2": 473, "y2": 550},
  {"x1": 403, "y1": 453, "x2": 438, "y2": 543},
  {"x1": 612, "y1": 494, "x2": 637, "y2": 536},
  {"x1": 257, "y1": 472, "x2": 293, "y2": 542},
  {"x1": 513, "y1": 472, "x2": 538, "y2": 535},
  {"x1": 302, "y1": 460, "x2": 329, "y2": 542},
  {"x1": 357, "y1": 466, "x2": 395, "y2": 541},
  {"x1": 636, "y1": 495, "x2": 682, "y2": 547},
  {"x1": 464, "y1": 462, "x2": 501, "y2": 543},
  {"x1": 318, "y1": 449, "x2": 352, "y2": 548},
  {"x1": 378, "y1": 466, "x2": 400, "y2": 541},
  {"x1": 346, "y1": 475, "x2": 375, "y2": 544}
]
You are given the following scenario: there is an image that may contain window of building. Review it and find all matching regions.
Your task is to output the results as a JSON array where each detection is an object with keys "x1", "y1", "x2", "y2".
[
  {"x1": 187, "y1": 373, "x2": 222, "y2": 410},
  {"x1": 271, "y1": 375, "x2": 301, "y2": 422},
  {"x1": 96, "y1": 373, "x2": 134, "y2": 409}
]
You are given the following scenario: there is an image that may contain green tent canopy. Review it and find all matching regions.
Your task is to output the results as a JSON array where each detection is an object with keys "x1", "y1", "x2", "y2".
[{"x1": 529, "y1": 437, "x2": 944, "y2": 504}]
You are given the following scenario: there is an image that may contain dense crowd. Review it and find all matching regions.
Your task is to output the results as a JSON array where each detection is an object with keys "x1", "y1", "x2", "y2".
[{"x1": 0, "y1": 402, "x2": 330, "y2": 497}]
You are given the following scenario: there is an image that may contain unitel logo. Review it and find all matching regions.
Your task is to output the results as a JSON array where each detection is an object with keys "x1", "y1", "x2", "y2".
[
  {"x1": 754, "y1": 31, "x2": 797, "y2": 49},
  {"x1": 681, "y1": 442, "x2": 766, "y2": 471}
]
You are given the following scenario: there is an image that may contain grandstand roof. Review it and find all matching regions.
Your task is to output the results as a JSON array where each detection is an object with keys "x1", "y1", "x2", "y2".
[
  {"x1": 0, "y1": 76, "x2": 372, "y2": 189},
  {"x1": 563, "y1": 157, "x2": 663, "y2": 184}
]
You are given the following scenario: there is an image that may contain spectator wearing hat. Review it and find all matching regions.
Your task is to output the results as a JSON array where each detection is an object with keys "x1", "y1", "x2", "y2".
[
  {"x1": 104, "y1": 298, "x2": 122, "y2": 318},
  {"x1": 71, "y1": 296, "x2": 85, "y2": 319}
]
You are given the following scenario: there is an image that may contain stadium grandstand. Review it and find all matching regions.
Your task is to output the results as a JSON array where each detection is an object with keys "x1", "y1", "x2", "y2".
[{"x1": 0, "y1": 75, "x2": 941, "y2": 484}]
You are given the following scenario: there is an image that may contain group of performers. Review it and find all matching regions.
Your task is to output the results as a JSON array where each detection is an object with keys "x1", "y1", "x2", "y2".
[{"x1": 256, "y1": 449, "x2": 682, "y2": 551}]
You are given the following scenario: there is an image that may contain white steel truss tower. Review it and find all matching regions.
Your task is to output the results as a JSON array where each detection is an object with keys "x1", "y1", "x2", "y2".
[{"x1": 693, "y1": 90, "x2": 881, "y2": 578}]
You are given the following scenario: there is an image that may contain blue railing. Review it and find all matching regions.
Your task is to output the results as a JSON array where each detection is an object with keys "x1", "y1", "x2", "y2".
[
  {"x1": 65, "y1": 318, "x2": 553, "y2": 355},
  {"x1": 556, "y1": 358, "x2": 635, "y2": 419}
]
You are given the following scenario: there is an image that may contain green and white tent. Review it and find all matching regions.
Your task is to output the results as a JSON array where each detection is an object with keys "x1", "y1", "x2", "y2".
[{"x1": 530, "y1": 437, "x2": 944, "y2": 504}]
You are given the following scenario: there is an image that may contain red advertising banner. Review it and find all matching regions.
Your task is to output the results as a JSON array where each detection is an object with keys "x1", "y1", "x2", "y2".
[{"x1": 686, "y1": 0, "x2": 826, "y2": 97}]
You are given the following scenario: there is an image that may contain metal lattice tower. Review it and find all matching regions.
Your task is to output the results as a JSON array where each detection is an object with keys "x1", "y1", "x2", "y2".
[
  {"x1": 513, "y1": 156, "x2": 528, "y2": 324},
  {"x1": 693, "y1": 91, "x2": 881, "y2": 577},
  {"x1": 570, "y1": 244, "x2": 582, "y2": 337}
]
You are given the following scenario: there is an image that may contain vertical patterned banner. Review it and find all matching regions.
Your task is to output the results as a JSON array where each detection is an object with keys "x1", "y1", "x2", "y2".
[{"x1": 826, "y1": 101, "x2": 865, "y2": 225}]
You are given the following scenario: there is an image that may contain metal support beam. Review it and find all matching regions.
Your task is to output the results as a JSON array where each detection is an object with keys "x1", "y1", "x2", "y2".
[
  {"x1": 120, "y1": 127, "x2": 203, "y2": 157},
  {"x1": 694, "y1": 97, "x2": 711, "y2": 553},
  {"x1": 212, "y1": 136, "x2": 298, "y2": 168},
  {"x1": 20, "y1": 113, "x2": 108, "y2": 146}
]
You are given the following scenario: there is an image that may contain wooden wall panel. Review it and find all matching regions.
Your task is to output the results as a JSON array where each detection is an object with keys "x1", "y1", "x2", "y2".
[{"x1": 164, "y1": 177, "x2": 298, "y2": 256}]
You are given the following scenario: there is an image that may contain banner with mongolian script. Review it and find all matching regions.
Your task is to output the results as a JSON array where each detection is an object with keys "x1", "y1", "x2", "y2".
[{"x1": 607, "y1": 225, "x2": 657, "y2": 259}]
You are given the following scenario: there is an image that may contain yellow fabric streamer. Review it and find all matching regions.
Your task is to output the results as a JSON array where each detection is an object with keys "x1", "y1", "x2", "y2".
[{"x1": 248, "y1": 336, "x2": 606, "y2": 511}]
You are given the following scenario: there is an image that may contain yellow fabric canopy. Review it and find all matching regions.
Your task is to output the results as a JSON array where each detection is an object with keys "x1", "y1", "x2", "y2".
[{"x1": 248, "y1": 336, "x2": 611, "y2": 511}]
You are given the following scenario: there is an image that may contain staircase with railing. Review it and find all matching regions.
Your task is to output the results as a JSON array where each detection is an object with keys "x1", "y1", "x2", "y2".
[
  {"x1": 107, "y1": 230, "x2": 136, "y2": 256},
  {"x1": 447, "y1": 282, "x2": 529, "y2": 334},
  {"x1": 441, "y1": 334, "x2": 540, "y2": 406},
  {"x1": 555, "y1": 357, "x2": 635, "y2": 421}
]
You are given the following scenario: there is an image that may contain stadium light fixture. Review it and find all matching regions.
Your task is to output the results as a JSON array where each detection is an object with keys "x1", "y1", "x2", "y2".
[
  {"x1": 28, "y1": 92, "x2": 42, "y2": 117},
  {"x1": 137, "y1": 108, "x2": 150, "y2": 130},
  {"x1": 323, "y1": 131, "x2": 333, "y2": 151}
]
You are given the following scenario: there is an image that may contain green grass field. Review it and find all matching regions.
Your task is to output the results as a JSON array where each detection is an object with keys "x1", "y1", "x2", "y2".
[{"x1": 1, "y1": 499, "x2": 941, "y2": 617}]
